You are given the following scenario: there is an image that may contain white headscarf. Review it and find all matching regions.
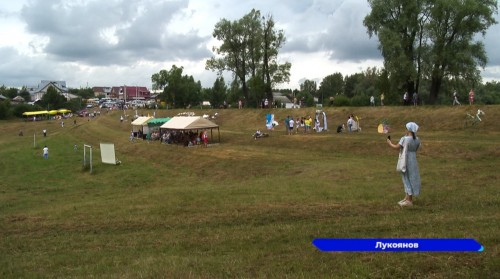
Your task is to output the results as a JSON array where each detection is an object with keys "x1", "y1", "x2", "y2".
[{"x1": 406, "y1": 122, "x2": 419, "y2": 134}]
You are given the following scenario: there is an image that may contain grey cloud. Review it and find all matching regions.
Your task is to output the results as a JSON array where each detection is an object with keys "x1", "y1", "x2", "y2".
[
  {"x1": 319, "y1": 0, "x2": 381, "y2": 61},
  {"x1": 20, "y1": 0, "x2": 210, "y2": 66},
  {"x1": 0, "y1": 47, "x2": 57, "y2": 86},
  {"x1": 280, "y1": 0, "x2": 381, "y2": 62},
  {"x1": 483, "y1": 23, "x2": 500, "y2": 66}
]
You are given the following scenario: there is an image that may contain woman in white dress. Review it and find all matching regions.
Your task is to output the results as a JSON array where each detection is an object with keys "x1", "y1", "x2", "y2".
[{"x1": 387, "y1": 122, "x2": 421, "y2": 207}]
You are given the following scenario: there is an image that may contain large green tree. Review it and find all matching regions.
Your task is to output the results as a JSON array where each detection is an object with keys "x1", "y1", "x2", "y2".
[
  {"x1": 364, "y1": 0, "x2": 498, "y2": 104},
  {"x1": 426, "y1": 0, "x2": 497, "y2": 103},
  {"x1": 206, "y1": 16, "x2": 251, "y2": 103},
  {"x1": 210, "y1": 76, "x2": 228, "y2": 108},
  {"x1": 261, "y1": 14, "x2": 291, "y2": 100},
  {"x1": 69, "y1": 87, "x2": 94, "y2": 100},
  {"x1": 299, "y1": 79, "x2": 317, "y2": 106},
  {"x1": 151, "y1": 65, "x2": 202, "y2": 108},
  {"x1": 40, "y1": 86, "x2": 67, "y2": 110},
  {"x1": 364, "y1": 0, "x2": 425, "y2": 98},
  {"x1": 318, "y1": 73, "x2": 344, "y2": 103},
  {"x1": 206, "y1": 9, "x2": 291, "y2": 107}
]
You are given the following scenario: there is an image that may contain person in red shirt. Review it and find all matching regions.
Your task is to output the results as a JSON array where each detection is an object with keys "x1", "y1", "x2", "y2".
[
  {"x1": 469, "y1": 89, "x2": 475, "y2": 105},
  {"x1": 202, "y1": 130, "x2": 209, "y2": 147}
]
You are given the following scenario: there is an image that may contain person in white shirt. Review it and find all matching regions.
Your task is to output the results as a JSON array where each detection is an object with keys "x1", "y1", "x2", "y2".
[
  {"x1": 43, "y1": 146, "x2": 49, "y2": 159},
  {"x1": 347, "y1": 116, "x2": 354, "y2": 132}
]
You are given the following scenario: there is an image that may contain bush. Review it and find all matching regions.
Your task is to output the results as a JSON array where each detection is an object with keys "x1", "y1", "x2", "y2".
[
  {"x1": 12, "y1": 104, "x2": 33, "y2": 118},
  {"x1": 350, "y1": 95, "x2": 369, "y2": 107},
  {"x1": 333, "y1": 95, "x2": 350, "y2": 107},
  {"x1": 0, "y1": 101, "x2": 11, "y2": 119}
]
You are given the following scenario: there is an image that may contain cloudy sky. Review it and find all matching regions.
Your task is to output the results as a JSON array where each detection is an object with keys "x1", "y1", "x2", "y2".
[{"x1": 1, "y1": 0, "x2": 499, "y2": 90}]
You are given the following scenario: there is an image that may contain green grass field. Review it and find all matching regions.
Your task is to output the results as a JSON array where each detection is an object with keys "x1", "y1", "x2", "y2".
[{"x1": 1, "y1": 105, "x2": 499, "y2": 278}]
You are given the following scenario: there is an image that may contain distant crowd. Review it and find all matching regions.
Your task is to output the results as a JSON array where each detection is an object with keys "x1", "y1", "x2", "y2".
[{"x1": 131, "y1": 129, "x2": 209, "y2": 147}]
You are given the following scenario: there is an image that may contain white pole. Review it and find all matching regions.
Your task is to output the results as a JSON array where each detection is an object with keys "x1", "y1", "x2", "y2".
[
  {"x1": 84, "y1": 144, "x2": 93, "y2": 174},
  {"x1": 89, "y1": 146, "x2": 92, "y2": 174}
]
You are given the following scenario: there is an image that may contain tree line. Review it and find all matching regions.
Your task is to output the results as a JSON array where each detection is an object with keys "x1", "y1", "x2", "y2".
[
  {"x1": 0, "y1": 85, "x2": 94, "y2": 119},
  {"x1": 152, "y1": 3, "x2": 499, "y2": 108}
]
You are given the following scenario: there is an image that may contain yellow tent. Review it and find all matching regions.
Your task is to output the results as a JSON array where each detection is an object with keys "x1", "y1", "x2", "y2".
[
  {"x1": 22, "y1": 111, "x2": 49, "y2": 116},
  {"x1": 58, "y1": 109, "x2": 71, "y2": 114}
]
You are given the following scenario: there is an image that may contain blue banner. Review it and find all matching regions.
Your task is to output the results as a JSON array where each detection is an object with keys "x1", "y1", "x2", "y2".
[{"x1": 312, "y1": 238, "x2": 483, "y2": 252}]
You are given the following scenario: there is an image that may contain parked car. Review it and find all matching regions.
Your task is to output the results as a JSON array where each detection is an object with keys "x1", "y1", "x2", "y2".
[{"x1": 77, "y1": 110, "x2": 89, "y2": 117}]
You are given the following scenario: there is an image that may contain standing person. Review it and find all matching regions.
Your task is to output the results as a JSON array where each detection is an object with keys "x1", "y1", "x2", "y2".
[
  {"x1": 202, "y1": 130, "x2": 209, "y2": 147},
  {"x1": 370, "y1": 95, "x2": 375, "y2": 106},
  {"x1": 284, "y1": 116, "x2": 290, "y2": 135},
  {"x1": 380, "y1": 93, "x2": 385, "y2": 106},
  {"x1": 347, "y1": 116, "x2": 354, "y2": 132},
  {"x1": 305, "y1": 116, "x2": 312, "y2": 133},
  {"x1": 295, "y1": 117, "x2": 300, "y2": 134},
  {"x1": 413, "y1": 92, "x2": 418, "y2": 106},
  {"x1": 387, "y1": 122, "x2": 421, "y2": 207},
  {"x1": 469, "y1": 89, "x2": 475, "y2": 105},
  {"x1": 130, "y1": 130, "x2": 135, "y2": 142},
  {"x1": 453, "y1": 90, "x2": 461, "y2": 105},
  {"x1": 43, "y1": 146, "x2": 49, "y2": 159},
  {"x1": 43, "y1": 129, "x2": 47, "y2": 137},
  {"x1": 314, "y1": 117, "x2": 320, "y2": 132},
  {"x1": 322, "y1": 111, "x2": 328, "y2": 131},
  {"x1": 288, "y1": 117, "x2": 294, "y2": 135},
  {"x1": 403, "y1": 92, "x2": 409, "y2": 106},
  {"x1": 61, "y1": 120, "x2": 64, "y2": 127}
]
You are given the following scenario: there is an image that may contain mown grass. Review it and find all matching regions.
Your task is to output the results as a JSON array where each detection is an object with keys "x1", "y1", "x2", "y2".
[{"x1": 1, "y1": 105, "x2": 499, "y2": 278}]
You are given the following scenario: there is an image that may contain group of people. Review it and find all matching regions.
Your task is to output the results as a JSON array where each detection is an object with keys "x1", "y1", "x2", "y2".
[
  {"x1": 369, "y1": 93, "x2": 385, "y2": 106},
  {"x1": 282, "y1": 114, "x2": 422, "y2": 208},
  {"x1": 132, "y1": 129, "x2": 210, "y2": 147},
  {"x1": 345, "y1": 114, "x2": 361, "y2": 133},
  {"x1": 370, "y1": 88, "x2": 476, "y2": 107},
  {"x1": 284, "y1": 114, "x2": 326, "y2": 135},
  {"x1": 281, "y1": 113, "x2": 422, "y2": 208},
  {"x1": 402, "y1": 92, "x2": 419, "y2": 106},
  {"x1": 453, "y1": 89, "x2": 475, "y2": 106}
]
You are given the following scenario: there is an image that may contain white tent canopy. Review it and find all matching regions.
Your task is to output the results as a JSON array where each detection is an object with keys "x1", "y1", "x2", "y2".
[
  {"x1": 131, "y1": 116, "x2": 153, "y2": 133},
  {"x1": 131, "y1": 116, "x2": 153, "y2": 126},
  {"x1": 160, "y1": 116, "x2": 218, "y2": 130},
  {"x1": 160, "y1": 116, "x2": 220, "y2": 143}
]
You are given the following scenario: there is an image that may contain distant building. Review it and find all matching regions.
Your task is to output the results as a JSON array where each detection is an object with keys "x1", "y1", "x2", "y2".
[
  {"x1": 26, "y1": 80, "x2": 73, "y2": 101},
  {"x1": 272, "y1": 92, "x2": 294, "y2": 108},
  {"x1": 11, "y1": 96, "x2": 26, "y2": 104},
  {"x1": 92, "y1": 87, "x2": 112, "y2": 98},
  {"x1": 110, "y1": 86, "x2": 151, "y2": 100}
]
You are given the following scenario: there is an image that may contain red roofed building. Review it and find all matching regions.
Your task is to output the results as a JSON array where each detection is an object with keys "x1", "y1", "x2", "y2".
[{"x1": 110, "y1": 86, "x2": 151, "y2": 100}]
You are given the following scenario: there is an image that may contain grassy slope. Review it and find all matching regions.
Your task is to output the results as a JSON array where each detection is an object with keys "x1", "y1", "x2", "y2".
[{"x1": 1, "y1": 105, "x2": 499, "y2": 278}]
